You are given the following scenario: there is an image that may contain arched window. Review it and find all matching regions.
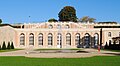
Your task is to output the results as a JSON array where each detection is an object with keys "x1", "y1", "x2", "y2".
[
  {"x1": 94, "y1": 33, "x2": 99, "y2": 47},
  {"x1": 48, "y1": 25, "x2": 53, "y2": 29},
  {"x1": 57, "y1": 33, "x2": 62, "y2": 45},
  {"x1": 29, "y1": 33, "x2": 34, "y2": 45},
  {"x1": 65, "y1": 25, "x2": 70, "y2": 29},
  {"x1": 48, "y1": 33, "x2": 53, "y2": 45},
  {"x1": 108, "y1": 32, "x2": 111, "y2": 37},
  {"x1": 57, "y1": 24, "x2": 61, "y2": 29},
  {"x1": 84, "y1": 33, "x2": 90, "y2": 48},
  {"x1": 66, "y1": 33, "x2": 71, "y2": 45},
  {"x1": 38, "y1": 33, "x2": 43, "y2": 45},
  {"x1": 20, "y1": 33, "x2": 25, "y2": 45},
  {"x1": 75, "y1": 33, "x2": 80, "y2": 45}
]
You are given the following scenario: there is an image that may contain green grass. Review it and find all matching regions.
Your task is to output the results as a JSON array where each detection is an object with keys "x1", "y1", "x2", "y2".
[
  {"x1": 101, "y1": 49, "x2": 120, "y2": 52},
  {"x1": 0, "y1": 56, "x2": 120, "y2": 66},
  {"x1": 0, "y1": 49, "x2": 22, "y2": 52}
]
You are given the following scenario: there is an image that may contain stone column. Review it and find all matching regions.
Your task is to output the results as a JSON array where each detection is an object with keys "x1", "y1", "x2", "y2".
[{"x1": 62, "y1": 32, "x2": 66, "y2": 48}]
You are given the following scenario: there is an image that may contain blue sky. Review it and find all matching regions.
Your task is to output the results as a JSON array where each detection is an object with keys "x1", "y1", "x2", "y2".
[{"x1": 0, "y1": 0, "x2": 120, "y2": 24}]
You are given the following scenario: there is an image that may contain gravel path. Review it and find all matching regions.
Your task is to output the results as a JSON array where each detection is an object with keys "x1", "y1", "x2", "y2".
[{"x1": 0, "y1": 49, "x2": 120, "y2": 58}]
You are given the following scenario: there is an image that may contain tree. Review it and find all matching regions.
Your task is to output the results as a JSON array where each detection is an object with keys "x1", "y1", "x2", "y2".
[
  {"x1": 0, "y1": 19, "x2": 2, "y2": 24},
  {"x1": 58, "y1": 6, "x2": 77, "y2": 22},
  {"x1": 2, "y1": 41, "x2": 6, "y2": 50},
  {"x1": 11, "y1": 42, "x2": 14, "y2": 49},
  {"x1": 7, "y1": 42, "x2": 11, "y2": 49},
  {"x1": 80, "y1": 16, "x2": 96, "y2": 23},
  {"x1": 48, "y1": 18, "x2": 58, "y2": 22}
]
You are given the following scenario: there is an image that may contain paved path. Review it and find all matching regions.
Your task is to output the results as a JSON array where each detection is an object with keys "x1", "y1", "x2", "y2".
[{"x1": 0, "y1": 49, "x2": 120, "y2": 58}]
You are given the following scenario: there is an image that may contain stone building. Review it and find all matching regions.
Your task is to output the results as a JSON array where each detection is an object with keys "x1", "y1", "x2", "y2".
[{"x1": 0, "y1": 22, "x2": 120, "y2": 49}]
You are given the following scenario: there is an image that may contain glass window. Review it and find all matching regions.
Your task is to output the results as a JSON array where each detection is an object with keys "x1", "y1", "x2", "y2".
[
  {"x1": 65, "y1": 25, "x2": 70, "y2": 29},
  {"x1": 84, "y1": 33, "x2": 90, "y2": 48},
  {"x1": 66, "y1": 33, "x2": 71, "y2": 45},
  {"x1": 57, "y1": 24, "x2": 61, "y2": 29},
  {"x1": 75, "y1": 33, "x2": 80, "y2": 45},
  {"x1": 38, "y1": 33, "x2": 43, "y2": 45},
  {"x1": 108, "y1": 32, "x2": 111, "y2": 37},
  {"x1": 94, "y1": 33, "x2": 99, "y2": 47},
  {"x1": 48, "y1": 33, "x2": 53, "y2": 45},
  {"x1": 29, "y1": 33, "x2": 34, "y2": 45},
  {"x1": 49, "y1": 25, "x2": 53, "y2": 29},
  {"x1": 57, "y1": 33, "x2": 62, "y2": 45},
  {"x1": 20, "y1": 33, "x2": 25, "y2": 45}
]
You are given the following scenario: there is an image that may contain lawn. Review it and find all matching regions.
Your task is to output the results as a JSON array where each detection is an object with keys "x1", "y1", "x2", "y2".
[
  {"x1": 101, "y1": 49, "x2": 120, "y2": 52},
  {"x1": 0, "y1": 49, "x2": 22, "y2": 52},
  {"x1": 0, "y1": 56, "x2": 120, "y2": 66}
]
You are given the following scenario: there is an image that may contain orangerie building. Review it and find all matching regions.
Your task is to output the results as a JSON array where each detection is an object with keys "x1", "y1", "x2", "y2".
[{"x1": 0, "y1": 22, "x2": 120, "y2": 49}]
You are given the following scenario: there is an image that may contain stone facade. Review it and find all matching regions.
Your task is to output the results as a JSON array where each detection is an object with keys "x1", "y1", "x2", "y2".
[{"x1": 0, "y1": 22, "x2": 120, "y2": 49}]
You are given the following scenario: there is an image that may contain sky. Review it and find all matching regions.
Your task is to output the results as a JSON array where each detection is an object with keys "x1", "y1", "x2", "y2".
[{"x1": 0, "y1": 0, "x2": 120, "y2": 24}]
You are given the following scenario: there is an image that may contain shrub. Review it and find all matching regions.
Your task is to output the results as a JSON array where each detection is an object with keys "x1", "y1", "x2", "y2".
[
  {"x1": 104, "y1": 42, "x2": 108, "y2": 49},
  {"x1": 2, "y1": 41, "x2": 6, "y2": 50},
  {"x1": 7, "y1": 42, "x2": 11, "y2": 49},
  {"x1": 0, "y1": 45, "x2": 1, "y2": 50},
  {"x1": 11, "y1": 42, "x2": 14, "y2": 49}
]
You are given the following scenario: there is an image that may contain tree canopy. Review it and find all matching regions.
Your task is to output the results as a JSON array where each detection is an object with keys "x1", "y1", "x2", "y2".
[
  {"x1": 80, "y1": 16, "x2": 96, "y2": 23},
  {"x1": 48, "y1": 18, "x2": 58, "y2": 22},
  {"x1": 0, "y1": 19, "x2": 2, "y2": 24},
  {"x1": 58, "y1": 6, "x2": 77, "y2": 22}
]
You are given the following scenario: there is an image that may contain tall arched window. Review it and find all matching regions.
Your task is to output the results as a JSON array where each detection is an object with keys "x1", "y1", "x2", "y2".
[
  {"x1": 84, "y1": 33, "x2": 90, "y2": 48},
  {"x1": 57, "y1": 33, "x2": 62, "y2": 46},
  {"x1": 66, "y1": 33, "x2": 71, "y2": 45},
  {"x1": 108, "y1": 32, "x2": 111, "y2": 37},
  {"x1": 48, "y1": 25, "x2": 53, "y2": 29},
  {"x1": 29, "y1": 33, "x2": 34, "y2": 45},
  {"x1": 38, "y1": 33, "x2": 43, "y2": 45},
  {"x1": 75, "y1": 33, "x2": 80, "y2": 45},
  {"x1": 48, "y1": 33, "x2": 53, "y2": 45},
  {"x1": 94, "y1": 33, "x2": 99, "y2": 47},
  {"x1": 20, "y1": 33, "x2": 25, "y2": 45},
  {"x1": 57, "y1": 24, "x2": 61, "y2": 29},
  {"x1": 65, "y1": 25, "x2": 70, "y2": 29}
]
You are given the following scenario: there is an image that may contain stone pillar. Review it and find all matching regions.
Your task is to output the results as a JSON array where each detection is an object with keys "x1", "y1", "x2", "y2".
[
  {"x1": 81, "y1": 32, "x2": 85, "y2": 48},
  {"x1": 34, "y1": 32, "x2": 38, "y2": 48},
  {"x1": 26, "y1": 32, "x2": 29, "y2": 48},
  {"x1": 43, "y1": 32, "x2": 47, "y2": 48},
  {"x1": 54, "y1": 32, "x2": 57, "y2": 48},
  {"x1": 71, "y1": 32, "x2": 76, "y2": 48},
  {"x1": 62, "y1": 32, "x2": 66, "y2": 48}
]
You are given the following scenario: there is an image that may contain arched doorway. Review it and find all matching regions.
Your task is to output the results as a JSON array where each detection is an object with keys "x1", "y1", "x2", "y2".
[
  {"x1": 38, "y1": 33, "x2": 43, "y2": 46},
  {"x1": 48, "y1": 33, "x2": 53, "y2": 46},
  {"x1": 57, "y1": 33, "x2": 62, "y2": 48},
  {"x1": 20, "y1": 33, "x2": 25, "y2": 46},
  {"x1": 66, "y1": 33, "x2": 71, "y2": 46},
  {"x1": 29, "y1": 33, "x2": 34, "y2": 46},
  {"x1": 84, "y1": 33, "x2": 90, "y2": 48},
  {"x1": 75, "y1": 33, "x2": 81, "y2": 48},
  {"x1": 94, "y1": 33, "x2": 99, "y2": 48}
]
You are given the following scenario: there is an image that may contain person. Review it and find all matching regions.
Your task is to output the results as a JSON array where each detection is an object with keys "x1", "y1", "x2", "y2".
[{"x1": 98, "y1": 45, "x2": 100, "y2": 53}]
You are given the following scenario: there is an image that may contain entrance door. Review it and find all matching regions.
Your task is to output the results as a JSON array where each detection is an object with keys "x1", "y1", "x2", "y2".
[
  {"x1": 84, "y1": 33, "x2": 90, "y2": 48},
  {"x1": 57, "y1": 33, "x2": 62, "y2": 48},
  {"x1": 94, "y1": 33, "x2": 99, "y2": 48}
]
